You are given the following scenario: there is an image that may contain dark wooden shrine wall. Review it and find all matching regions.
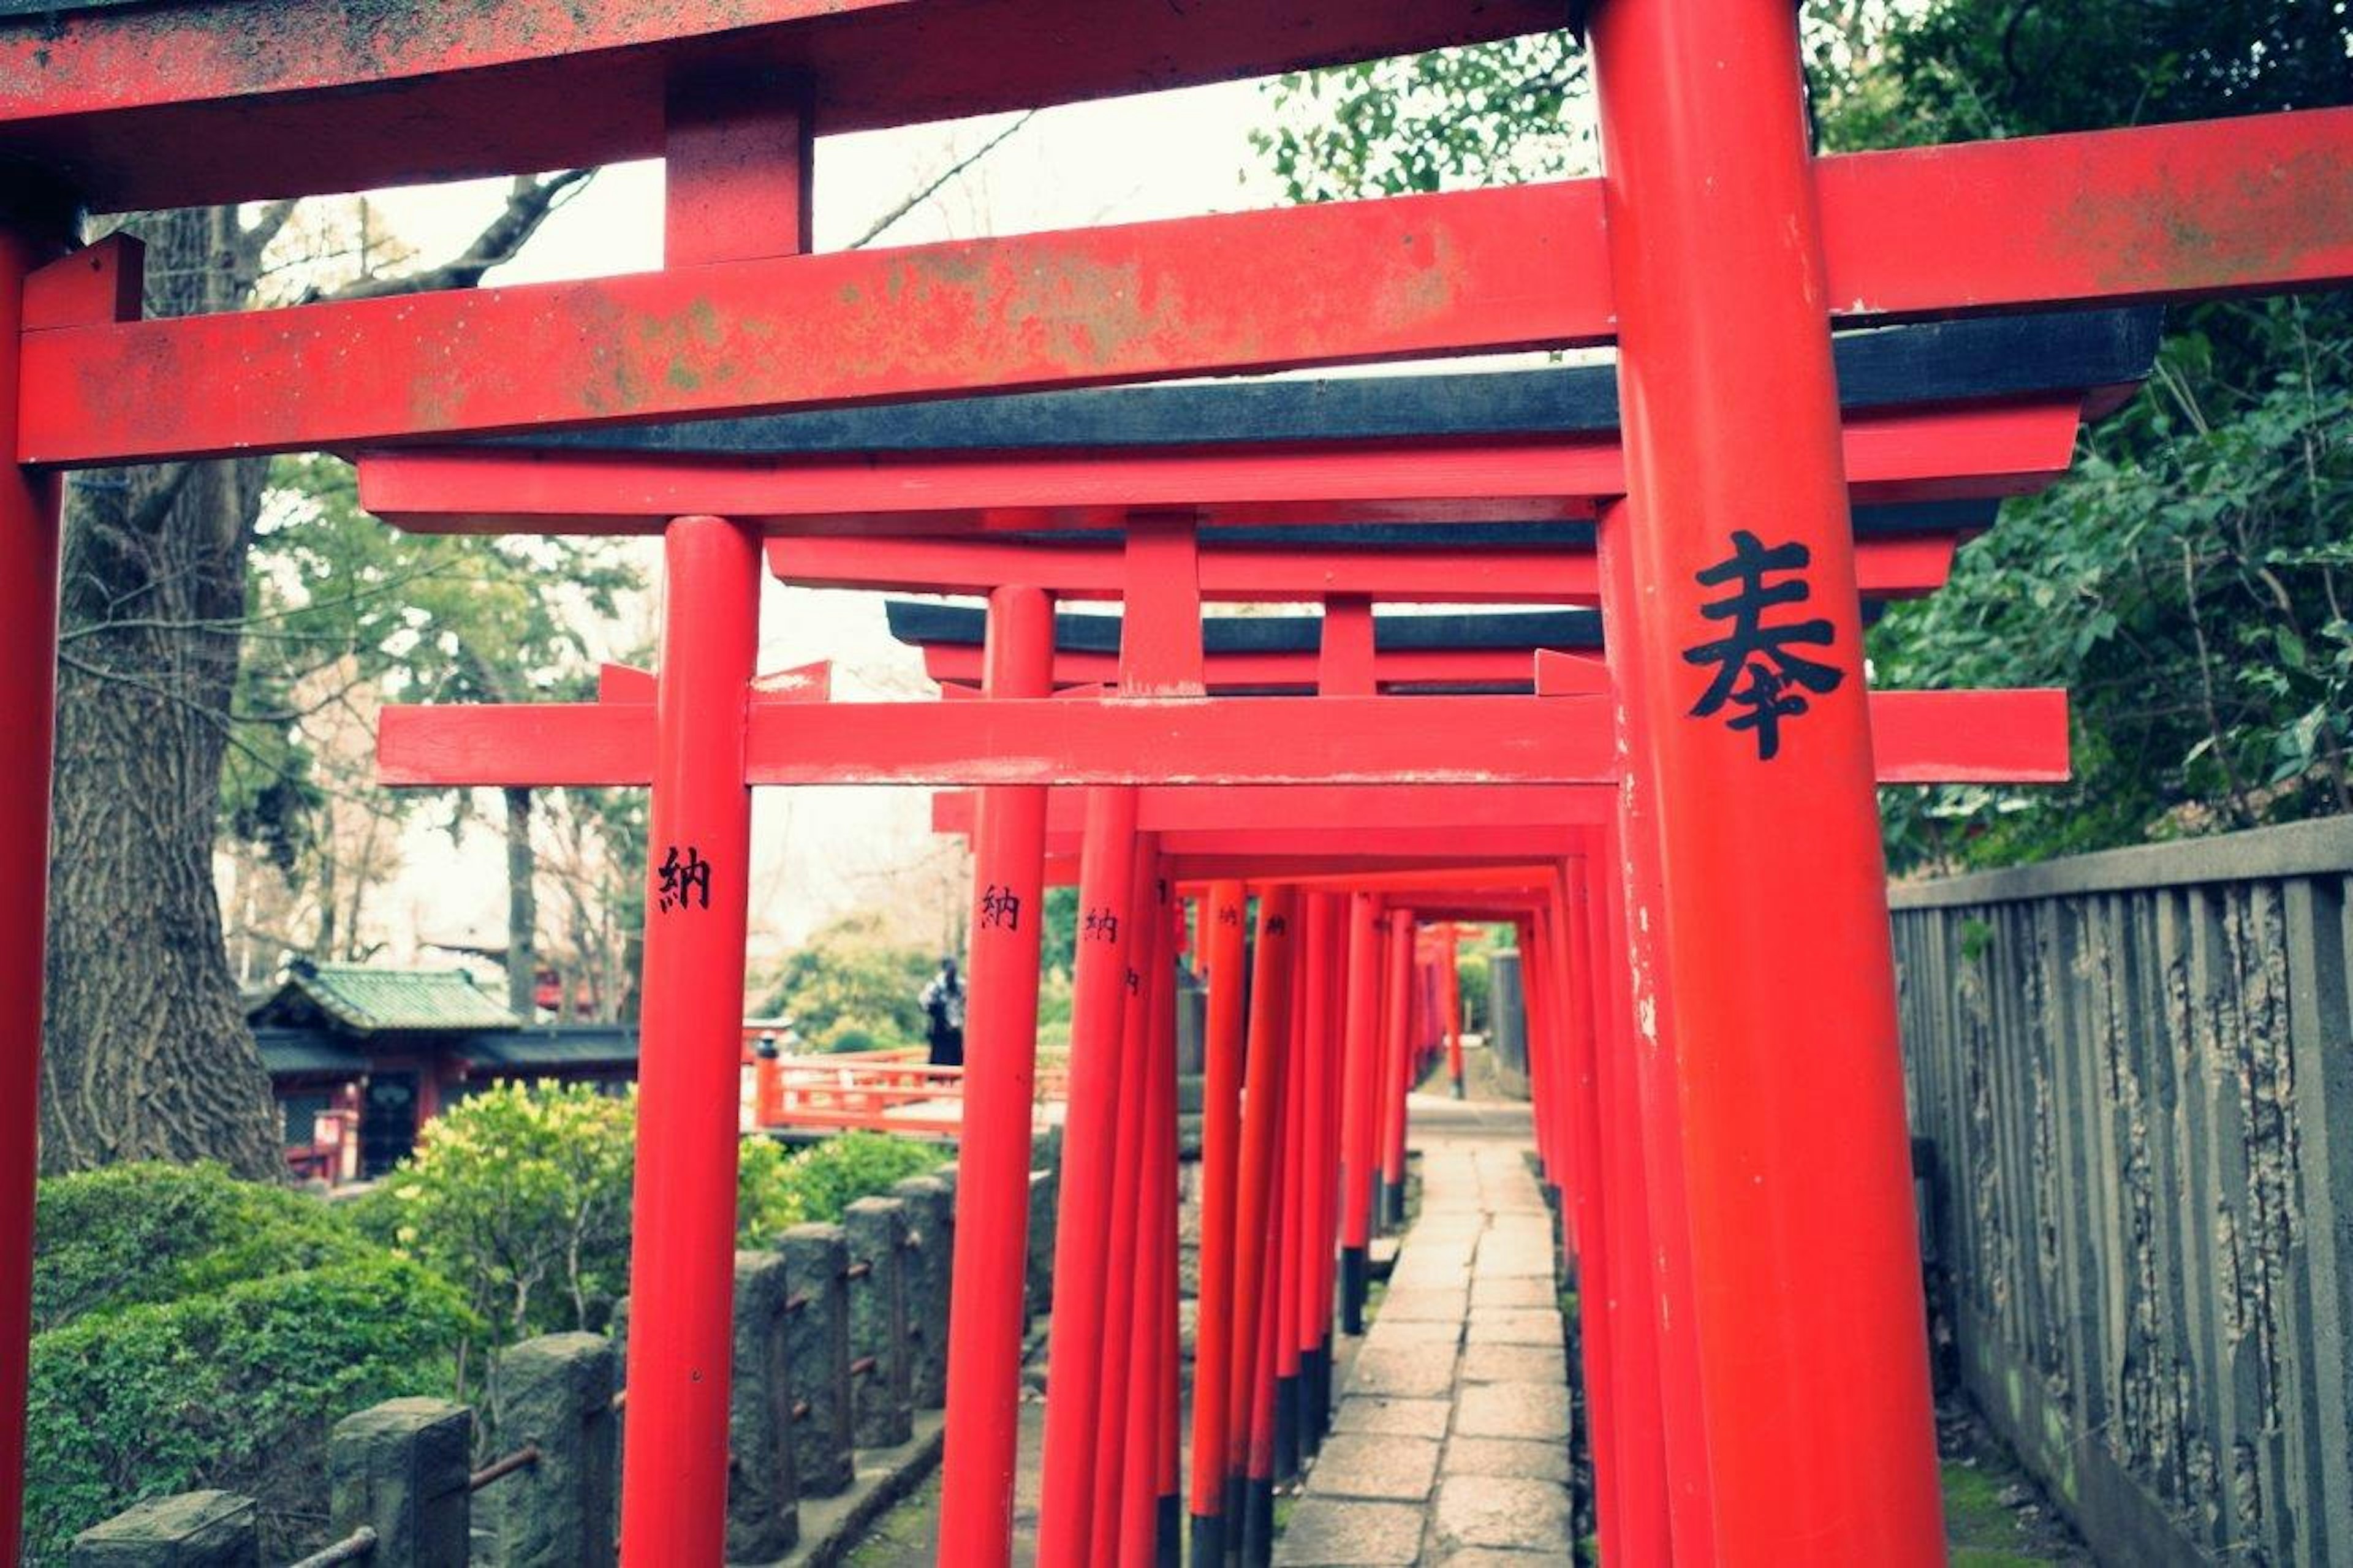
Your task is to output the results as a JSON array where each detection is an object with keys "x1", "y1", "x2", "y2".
[{"x1": 1892, "y1": 818, "x2": 2353, "y2": 1567}]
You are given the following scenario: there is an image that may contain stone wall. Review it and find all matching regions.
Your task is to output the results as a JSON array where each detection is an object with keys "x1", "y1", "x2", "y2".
[
  {"x1": 69, "y1": 1144, "x2": 1063, "y2": 1566},
  {"x1": 1892, "y1": 817, "x2": 2353, "y2": 1566}
]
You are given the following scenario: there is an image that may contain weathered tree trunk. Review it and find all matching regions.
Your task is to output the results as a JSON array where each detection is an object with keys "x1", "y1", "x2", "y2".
[
  {"x1": 40, "y1": 210, "x2": 286, "y2": 1178},
  {"x1": 505, "y1": 786, "x2": 537, "y2": 1017}
]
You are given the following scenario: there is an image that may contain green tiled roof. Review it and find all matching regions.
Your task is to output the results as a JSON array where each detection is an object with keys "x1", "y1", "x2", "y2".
[{"x1": 260, "y1": 960, "x2": 521, "y2": 1036}]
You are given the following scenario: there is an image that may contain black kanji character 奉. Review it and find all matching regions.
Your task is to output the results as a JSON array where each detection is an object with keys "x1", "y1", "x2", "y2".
[
  {"x1": 1683, "y1": 529, "x2": 1846, "y2": 760},
  {"x1": 979, "y1": 883, "x2": 1023, "y2": 931},
  {"x1": 656, "y1": 844, "x2": 712, "y2": 912}
]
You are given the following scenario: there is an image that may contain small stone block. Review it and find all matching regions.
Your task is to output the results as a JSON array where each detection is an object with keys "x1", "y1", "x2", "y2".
[
  {"x1": 1442, "y1": 1437, "x2": 1572, "y2": 1485},
  {"x1": 1431, "y1": 1477, "x2": 1574, "y2": 1554},
  {"x1": 1330, "y1": 1397, "x2": 1451, "y2": 1441},
  {"x1": 1270, "y1": 1498, "x2": 1427, "y2": 1566},
  {"x1": 70, "y1": 1492, "x2": 257, "y2": 1567},
  {"x1": 1453, "y1": 1382, "x2": 1572, "y2": 1443},
  {"x1": 1305, "y1": 1434, "x2": 1441, "y2": 1502},
  {"x1": 328, "y1": 1397, "x2": 472, "y2": 1567},
  {"x1": 488, "y1": 1332, "x2": 619, "y2": 1568}
]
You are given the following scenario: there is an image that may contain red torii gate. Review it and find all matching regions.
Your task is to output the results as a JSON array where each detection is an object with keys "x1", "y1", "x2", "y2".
[
  {"x1": 0, "y1": 4, "x2": 2344, "y2": 1564},
  {"x1": 362, "y1": 308, "x2": 2137, "y2": 1561}
]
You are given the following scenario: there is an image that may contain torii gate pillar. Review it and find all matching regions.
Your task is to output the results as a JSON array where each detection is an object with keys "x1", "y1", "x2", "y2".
[
  {"x1": 0, "y1": 186, "x2": 74, "y2": 1560},
  {"x1": 618, "y1": 515, "x2": 763, "y2": 1561},
  {"x1": 1590, "y1": 0, "x2": 1944, "y2": 1559}
]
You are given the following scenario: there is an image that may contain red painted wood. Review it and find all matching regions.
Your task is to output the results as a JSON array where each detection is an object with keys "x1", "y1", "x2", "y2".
[
  {"x1": 1036, "y1": 786, "x2": 1140, "y2": 1566},
  {"x1": 0, "y1": 207, "x2": 69, "y2": 1567},
  {"x1": 23, "y1": 182, "x2": 1605, "y2": 464},
  {"x1": 615, "y1": 517, "x2": 762, "y2": 1567},
  {"x1": 0, "y1": 0, "x2": 1558, "y2": 211},
  {"x1": 23, "y1": 107, "x2": 2352, "y2": 466},
  {"x1": 1188, "y1": 880, "x2": 1248, "y2": 1547},
  {"x1": 381, "y1": 686, "x2": 2062, "y2": 791},
  {"x1": 775, "y1": 529, "x2": 1958, "y2": 602},
  {"x1": 1593, "y1": 0, "x2": 1944, "y2": 1556},
  {"x1": 1224, "y1": 888, "x2": 1297, "y2": 1504},
  {"x1": 358, "y1": 400, "x2": 2074, "y2": 534},
  {"x1": 1082, "y1": 824, "x2": 1158, "y2": 1553},
  {"x1": 379, "y1": 692, "x2": 1626, "y2": 788},
  {"x1": 938, "y1": 585, "x2": 1056, "y2": 1567}
]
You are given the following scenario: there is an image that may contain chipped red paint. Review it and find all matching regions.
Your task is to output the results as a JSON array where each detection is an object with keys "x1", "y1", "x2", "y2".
[
  {"x1": 20, "y1": 108, "x2": 2353, "y2": 466},
  {"x1": 0, "y1": 0, "x2": 1559, "y2": 211}
]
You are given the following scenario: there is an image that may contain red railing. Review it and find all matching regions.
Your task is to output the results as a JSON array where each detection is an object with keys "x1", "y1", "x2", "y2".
[{"x1": 749, "y1": 1048, "x2": 1070, "y2": 1138}]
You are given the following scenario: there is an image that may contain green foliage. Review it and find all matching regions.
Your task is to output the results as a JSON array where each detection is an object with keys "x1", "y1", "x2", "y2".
[
  {"x1": 1255, "y1": 33, "x2": 1591, "y2": 202},
  {"x1": 23, "y1": 1166, "x2": 472, "y2": 1565},
  {"x1": 761, "y1": 911, "x2": 935, "y2": 1050},
  {"x1": 226, "y1": 452, "x2": 641, "y2": 904},
  {"x1": 31, "y1": 1162, "x2": 367, "y2": 1335},
  {"x1": 26, "y1": 1256, "x2": 471, "y2": 1565},
  {"x1": 357, "y1": 1083, "x2": 943, "y2": 1343},
  {"x1": 352, "y1": 1081, "x2": 637, "y2": 1344},
  {"x1": 1846, "y1": 0, "x2": 2353, "y2": 869},
  {"x1": 741, "y1": 1132, "x2": 947, "y2": 1244}
]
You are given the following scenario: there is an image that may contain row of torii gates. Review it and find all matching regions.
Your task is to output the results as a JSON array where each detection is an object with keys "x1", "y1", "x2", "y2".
[{"x1": 0, "y1": 4, "x2": 2343, "y2": 1566}]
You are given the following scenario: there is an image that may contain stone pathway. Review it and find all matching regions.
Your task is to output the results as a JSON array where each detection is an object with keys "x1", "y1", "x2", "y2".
[{"x1": 1277, "y1": 1096, "x2": 1575, "y2": 1566}]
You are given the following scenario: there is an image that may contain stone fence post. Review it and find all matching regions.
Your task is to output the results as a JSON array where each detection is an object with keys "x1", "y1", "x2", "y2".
[
  {"x1": 779, "y1": 1222, "x2": 855, "y2": 1496},
  {"x1": 488, "y1": 1331, "x2": 618, "y2": 1568},
  {"x1": 729, "y1": 1251, "x2": 799, "y2": 1561},
  {"x1": 891, "y1": 1174, "x2": 954, "y2": 1408},
  {"x1": 1025, "y1": 1167, "x2": 1058, "y2": 1323},
  {"x1": 68, "y1": 1493, "x2": 256, "y2": 1566},
  {"x1": 841, "y1": 1195, "x2": 912, "y2": 1449},
  {"x1": 327, "y1": 1397, "x2": 472, "y2": 1567}
]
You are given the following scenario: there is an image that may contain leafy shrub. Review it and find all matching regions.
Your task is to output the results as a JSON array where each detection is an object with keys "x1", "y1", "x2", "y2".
[
  {"x1": 767, "y1": 1132, "x2": 946, "y2": 1230},
  {"x1": 352, "y1": 1081, "x2": 635, "y2": 1346},
  {"x1": 735, "y1": 1135, "x2": 809, "y2": 1241},
  {"x1": 358, "y1": 1085, "x2": 945, "y2": 1344},
  {"x1": 23, "y1": 1254, "x2": 471, "y2": 1565},
  {"x1": 32, "y1": 1162, "x2": 369, "y2": 1334}
]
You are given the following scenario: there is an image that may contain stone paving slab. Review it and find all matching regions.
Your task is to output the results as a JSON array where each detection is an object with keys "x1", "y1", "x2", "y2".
[
  {"x1": 1273, "y1": 1499, "x2": 1428, "y2": 1566},
  {"x1": 1279, "y1": 1105, "x2": 1577, "y2": 1566},
  {"x1": 1431, "y1": 1476, "x2": 1577, "y2": 1554},
  {"x1": 1460, "y1": 1343, "x2": 1567, "y2": 1386},
  {"x1": 1347, "y1": 1346, "x2": 1460, "y2": 1400},
  {"x1": 1361, "y1": 1317, "x2": 1466, "y2": 1350},
  {"x1": 1441, "y1": 1436, "x2": 1573, "y2": 1484},
  {"x1": 1309, "y1": 1433, "x2": 1443, "y2": 1501},
  {"x1": 1375, "y1": 1287, "x2": 1471, "y2": 1322},
  {"x1": 1469, "y1": 1276, "x2": 1555, "y2": 1309},
  {"x1": 1464, "y1": 1308, "x2": 1563, "y2": 1347},
  {"x1": 1453, "y1": 1382, "x2": 1572, "y2": 1442},
  {"x1": 1331, "y1": 1395, "x2": 1452, "y2": 1441}
]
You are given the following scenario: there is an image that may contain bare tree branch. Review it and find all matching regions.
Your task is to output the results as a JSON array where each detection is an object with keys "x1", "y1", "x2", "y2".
[
  {"x1": 849, "y1": 113, "x2": 1037, "y2": 250},
  {"x1": 323, "y1": 169, "x2": 596, "y2": 302}
]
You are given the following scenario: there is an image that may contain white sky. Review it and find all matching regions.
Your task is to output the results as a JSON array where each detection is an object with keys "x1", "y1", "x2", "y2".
[{"x1": 362, "y1": 80, "x2": 1302, "y2": 963}]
